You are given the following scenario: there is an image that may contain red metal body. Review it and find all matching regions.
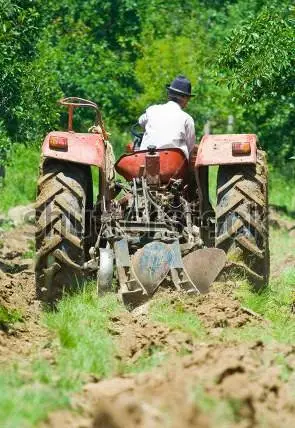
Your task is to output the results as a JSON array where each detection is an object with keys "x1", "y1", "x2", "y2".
[
  {"x1": 196, "y1": 134, "x2": 257, "y2": 167},
  {"x1": 42, "y1": 131, "x2": 105, "y2": 167},
  {"x1": 115, "y1": 149, "x2": 188, "y2": 183}
]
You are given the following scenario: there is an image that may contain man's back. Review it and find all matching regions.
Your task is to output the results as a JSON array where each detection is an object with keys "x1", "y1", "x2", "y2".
[{"x1": 138, "y1": 101, "x2": 195, "y2": 159}]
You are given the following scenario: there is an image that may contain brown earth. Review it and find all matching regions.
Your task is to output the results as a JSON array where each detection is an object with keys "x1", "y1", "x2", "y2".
[
  {"x1": 1, "y1": 221, "x2": 295, "y2": 427},
  {"x1": 0, "y1": 224, "x2": 50, "y2": 363},
  {"x1": 44, "y1": 340, "x2": 295, "y2": 428},
  {"x1": 109, "y1": 286, "x2": 259, "y2": 365},
  {"x1": 43, "y1": 290, "x2": 295, "y2": 428}
]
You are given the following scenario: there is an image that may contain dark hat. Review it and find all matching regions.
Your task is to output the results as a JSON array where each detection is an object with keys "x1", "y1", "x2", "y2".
[{"x1": 166, "y1": 75, "x2": 195, "y2": 97}]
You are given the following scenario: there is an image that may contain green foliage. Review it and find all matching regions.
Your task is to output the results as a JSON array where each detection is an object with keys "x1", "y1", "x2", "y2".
[
  {"x1": 0, "y1": 1, "x2": 44, "y2": 139},
  {"x1": 0, "y1": 122, "x2": 12, "y2": 166},
  {"x1": 0, "y1": 143, "x2": 39, "y2": 212},
  {"x1": 269, "y1": 166, "x2": 295, "y2": 212},
  {"x1": 219, "y1": 1, "x2": 295, "y2": 161},
  {"x1": 220, "y1": 3, "x2": 294, "y2": 102},
  {"x1": 0, "y1": 0, "x2": 294, "y2": 171}
]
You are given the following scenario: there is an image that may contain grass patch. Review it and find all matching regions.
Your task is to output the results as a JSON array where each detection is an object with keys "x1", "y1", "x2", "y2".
[
  {"x1": 124, "y1": 346, "x2": 169, "y2": 374},
  {"x1": 22, "y1": 239, "x2": 35, "y2": 259},
  {"x1": 0, "y1": 219, "x2": 15, "y2": 233},
  {"x1": 223, "y1": 269, "x2": 295, "y2": 344},
  {"x1": 0, "y1": 284, "x2": 123, "y2": 427},
  {"x1": 149, "y1": 298, "x2": 206, "y2": 339},
  {"x1": 0, "y1": 305, "x2": 23, "y2": 332},
  {"x1": 0, "y1": 144, "x2": 40, "y2": 212},
  {"x1": 45, "y1": 284, "x2": 122, "y2": 378},
  {"x1": 270, "y1": 227, "x2": 293, "y2": 271},
  {"x1": 193, "y1": 385, "x2": 243, "y2": 426},
  {"x1": 269, "y1": 167, "x2": 295, "y2": 212}
]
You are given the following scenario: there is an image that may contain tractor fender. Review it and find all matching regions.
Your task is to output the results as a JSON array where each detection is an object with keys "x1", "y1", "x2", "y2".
[
  {"x1": 196, "y1": 134, "x2": 257, "y2": 167},
  {"x1": 41, "y1": 131, "x2": 105, "y2": 167}
]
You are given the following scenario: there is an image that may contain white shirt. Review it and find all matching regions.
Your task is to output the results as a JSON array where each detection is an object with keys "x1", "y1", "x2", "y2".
[{"x1": 138, "y1": 101, "x2": 196, "y2": 159}]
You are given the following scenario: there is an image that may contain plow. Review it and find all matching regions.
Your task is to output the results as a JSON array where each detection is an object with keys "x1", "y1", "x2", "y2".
[{"x1": 35, "y1": 98, "x2": 269, "y2": 307}]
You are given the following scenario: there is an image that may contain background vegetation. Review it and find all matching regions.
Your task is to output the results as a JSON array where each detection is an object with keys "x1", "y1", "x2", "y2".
[{"x1": 0, "y1": 0, "x2": 294, "y2": 168}]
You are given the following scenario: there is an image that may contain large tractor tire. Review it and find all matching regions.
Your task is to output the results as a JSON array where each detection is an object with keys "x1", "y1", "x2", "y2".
[
  {"x1": 216, "y1": 150, "x2": 269, "y2": 287},
  {"x1": 35, "y1": 160, "x2": 92, "y2": 303}
]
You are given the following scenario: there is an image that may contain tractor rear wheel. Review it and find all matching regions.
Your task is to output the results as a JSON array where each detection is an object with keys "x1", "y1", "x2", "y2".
[
  {"x1": 35, "y1": 160, "x2": 91, "y2": 303},
  {"x1": 215, "y1": 150, "x2": 269, "y2": 287}
]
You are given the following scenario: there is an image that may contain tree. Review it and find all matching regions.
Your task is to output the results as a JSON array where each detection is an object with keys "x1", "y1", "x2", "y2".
[
  {"x1": 0, "y1": 0, "x2": 43, "y2": 156},
  {"x1": 219, "y1": 2, "x2": 295, "y2": 162}
]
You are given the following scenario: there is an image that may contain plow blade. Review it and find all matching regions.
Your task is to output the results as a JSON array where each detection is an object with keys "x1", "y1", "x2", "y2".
[
  {"x1": 130, "y1": 241, "x2": 226, "y2": 297},
  {"x1": 182, "y1": 248, "x2": 226, "y2": 294},
  {"x1": 131, "y1": 241, "x2": 171, "y2": 295}
]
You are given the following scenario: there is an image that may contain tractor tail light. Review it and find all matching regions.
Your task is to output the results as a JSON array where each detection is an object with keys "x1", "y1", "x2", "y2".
[
  {"x1": 49, "y1": 136, "x2": 68, "y2": 150},
  {"x1": 232, "y1": 142, "x2": 251, "y2": 156}
]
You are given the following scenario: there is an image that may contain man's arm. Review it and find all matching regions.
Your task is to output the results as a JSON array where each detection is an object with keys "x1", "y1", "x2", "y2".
[
  {"x1": 185, "y1": 116, "x2": 196, "y2": 154},
  {"x1": 138, "y1": 111, "x2": 148, "y2": 128}
]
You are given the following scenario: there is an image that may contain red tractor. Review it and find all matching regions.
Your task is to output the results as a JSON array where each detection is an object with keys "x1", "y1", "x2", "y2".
[{"x1": 35, "y1": 98, "x2": 269, "y2": 306}]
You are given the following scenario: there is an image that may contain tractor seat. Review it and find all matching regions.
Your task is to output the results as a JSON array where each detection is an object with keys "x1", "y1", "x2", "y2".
[{"x1": 115, "y1": 148, "x2": 188, "y2": 184}]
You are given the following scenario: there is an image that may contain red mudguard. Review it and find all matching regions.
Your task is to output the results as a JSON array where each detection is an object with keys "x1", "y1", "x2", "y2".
[
  {"x1": 42, "y1": 131, "x2": 105, "y2": 167},
  {"x1": 196, "y1": 134, "x2": 257, "y2": 166}
]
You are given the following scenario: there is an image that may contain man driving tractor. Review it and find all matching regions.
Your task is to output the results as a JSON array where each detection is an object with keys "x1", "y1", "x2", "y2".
[{"x1": 138, "y1": 75, "x2": 196, "y2": 159}]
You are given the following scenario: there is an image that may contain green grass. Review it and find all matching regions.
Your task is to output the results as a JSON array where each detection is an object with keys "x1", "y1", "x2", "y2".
[
  {"x1": 269, "y1": 167, "x2": 295, "y2": 212},
  {"x1": 270, "y1": 227, "x2": 293, "y2": 270},
  {"x1": 123, "y1": 346, "x2": 169, "y2": 374},
  {"x1": 230, "y1": 269, "x2": 295, "y2": 344},
  {"x1": 220, "y1": 268, "x2": 295, "y2": 344},
  {"x1": 22, "y1": 239, "x2": 35, "y2": 259},
  {"x1": 193, "y1": 385, "x2": 244, "y2": 427},
  {"x1": 221, "y1": 224, "x2": 295, "y2": 344},
  {"x1": 0, "y1": 144, "x2": 40, "y2": 212},
  {"x1": 0, "y1": 285, "x2": 123, "y2": 428},
  {"x1": 0, "y1": 305, "x2": 23, "y2": 332},
  {"x1": 149, "y1": 298, "x2": 206, "y2": 339},
  {"x1": 0, "y1": 219, "x2": 15, "y2": 233},
  {"x1": 45, "y1": 285, "x2": 122, "y2": 377}
]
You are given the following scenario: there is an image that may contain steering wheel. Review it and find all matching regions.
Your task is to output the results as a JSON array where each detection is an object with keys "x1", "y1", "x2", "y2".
[
  {"x1": 130, "y1": 123, "x2": 144, "y2": 151},
  {"x1": 131, "y1": 123, "x2": 144, "y2": 139}
]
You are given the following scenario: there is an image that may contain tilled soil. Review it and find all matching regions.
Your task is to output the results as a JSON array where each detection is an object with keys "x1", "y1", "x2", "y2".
[
  {"x1": 0, "y1": 224, "x2": 49, "y2": 363},
  {"x1": 44, "y1": 291, "x2": 295, "y2": 428},
  {"x1": 44, "y1": 341, "x2": 295, "y2": 428},
  {"x1": 1, "y1": 221, "x2": 295, "y2": 427},
  {"x1": 109, "y1": 287, "x2": 259, "y2": 365}
]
